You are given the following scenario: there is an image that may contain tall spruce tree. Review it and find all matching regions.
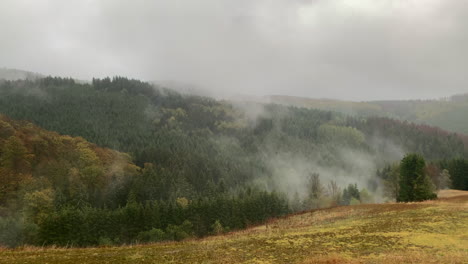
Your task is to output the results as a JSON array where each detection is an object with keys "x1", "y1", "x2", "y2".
[
  {"x1": 397, "y1": 154, "x2": 436, "y2": 202},
  {"x1": 447, "y1": 159, "x2": 468, "y2": 190}
]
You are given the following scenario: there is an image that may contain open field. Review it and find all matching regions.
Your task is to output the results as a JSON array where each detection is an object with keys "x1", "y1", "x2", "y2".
[{"x1": 1, "y1": 190, "x2": 467, "y2": 264}]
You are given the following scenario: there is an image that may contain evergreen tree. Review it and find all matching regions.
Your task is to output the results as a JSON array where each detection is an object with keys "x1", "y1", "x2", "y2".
[
  {"x1": 447, "y1": 159, "x2": 468, "y2": 190},
  {"x1": 341, "y1": 184, "x2": 360, "y2": 205},
  {"x1": 397, "y1": 154, "x2": 436, "y2": 202}
]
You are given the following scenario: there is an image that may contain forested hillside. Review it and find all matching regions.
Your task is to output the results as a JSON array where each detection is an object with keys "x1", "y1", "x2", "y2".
[
  {"x1": 0, "y1": 114, "x2": 289, "y2": 247},
  {"x1": 0, "y1": 68, "x2": 43, "y2": 81},
  {"x1": 0, "y1": 114, "x2": 140, "y2": 207},
  {"x1": 0, "y1": 76, "x2": 467, "y2": 247},
  {"x1": 1, "y1": 77, "x2": 467, "y2": 196},
  {"x1": 268, "y1": 94, "x2": 468, "y2": 135},
  {"x1": 373, "y1": 95, "x2": 468, "y2": 135}
]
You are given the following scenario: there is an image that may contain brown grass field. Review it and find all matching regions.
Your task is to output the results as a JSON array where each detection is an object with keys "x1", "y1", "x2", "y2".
[{"x1": 1, "y1": 190, "x2": 467, "y2": 264}]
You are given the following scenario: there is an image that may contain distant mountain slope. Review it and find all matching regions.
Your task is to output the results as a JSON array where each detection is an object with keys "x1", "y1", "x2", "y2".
[
  {"x1": 267, "y1": 94, "x2": 468, "y2": 135},
  {"x1": 266, "y1": 95, "x2": 384, "y2": 116},
  {"x1": 0, "y1": 68, "x2": 43, "y2": 81},
  {"x1": 373, "y1": 95, "x2": 468, "y2": 135}
]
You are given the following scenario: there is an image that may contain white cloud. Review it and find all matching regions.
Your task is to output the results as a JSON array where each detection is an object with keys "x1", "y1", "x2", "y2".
[{"x1": 0, "y1": 0, "x2": 467, "y2": 100}]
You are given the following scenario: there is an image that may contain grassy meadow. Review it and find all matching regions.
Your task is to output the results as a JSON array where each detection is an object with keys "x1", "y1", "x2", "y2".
[{"x1": 1, "y1": 190, "x2": 467, "y2": 264}]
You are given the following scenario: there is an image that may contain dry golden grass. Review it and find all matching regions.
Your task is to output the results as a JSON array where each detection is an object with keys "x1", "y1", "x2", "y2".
[
  {"x1": 438, "y1": 189, "x2": 468, "y2": 198},
  {"x1": 302, "y1": 250, "x2": 468, "y2": 264},
  {"x1": 1, "y1": 190, "x2": 467, "y2": 264}
]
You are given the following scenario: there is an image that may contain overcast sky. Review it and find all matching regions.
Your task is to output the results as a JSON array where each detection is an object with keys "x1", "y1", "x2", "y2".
[{"x1": 1, "y1": 0, "x2": 467, "y2": 100}]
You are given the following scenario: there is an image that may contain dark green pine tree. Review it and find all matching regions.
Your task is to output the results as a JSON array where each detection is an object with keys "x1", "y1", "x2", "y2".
[
  {"x1": 448, "y1": 159, "x2": 468, "y2": 190},
  {"x1": 397, "y1": 153, "x2": 437, "y2": 202}
]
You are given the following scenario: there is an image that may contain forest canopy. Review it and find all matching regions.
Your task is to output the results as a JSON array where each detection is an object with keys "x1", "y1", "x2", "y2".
[{"x1": 0, "y1": 76, "x2": 467, "y2": 247}]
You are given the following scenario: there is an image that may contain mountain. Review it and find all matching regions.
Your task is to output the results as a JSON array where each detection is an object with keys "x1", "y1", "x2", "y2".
[
  {"x1": 0, "y1": 77, "x2": 466, "y2": 190},
  {"x1": 0, "y1": 77, "x2": 466, "y2": 193},
  {"x1": 0, "y1": 68, "x2": 43, "y2": 81},
  {"x1": 267, "y1": 94, "x2": 468, "y2": 135},
  {"x1": 0, "y1": 75, "x2": 467, "y2": 247}
]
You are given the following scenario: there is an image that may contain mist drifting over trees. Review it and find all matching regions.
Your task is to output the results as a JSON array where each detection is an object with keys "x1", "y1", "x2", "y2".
[
  {"x1": 0, "y1": 77, "x2": 466, "y2": 246},
  {"x1": 0, "y1": 0, "x2": 468, "y2": 253}
]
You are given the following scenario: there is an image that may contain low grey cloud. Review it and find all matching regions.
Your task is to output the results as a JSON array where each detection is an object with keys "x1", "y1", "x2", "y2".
[{"x1": 1, "y1": 0, "x2": 467, "y2": 100}]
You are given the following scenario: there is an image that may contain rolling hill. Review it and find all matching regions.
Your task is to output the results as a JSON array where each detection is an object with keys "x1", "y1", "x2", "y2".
[
  {"x1": 0, "y1": 76, "x2": 467, "y2": 249},
  {"x1": 267, "y1": 94, "x2": 468, "y2": 135},
  {"x1": 0, "y1": 68, "x2": 43, "y2": 81}
]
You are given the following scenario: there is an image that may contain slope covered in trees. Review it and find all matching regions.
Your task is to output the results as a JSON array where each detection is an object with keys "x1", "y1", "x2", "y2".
[
  {"x1": 268, "y1": 94, "x2": 468, "y2": 135},
  {"x1": 0, "y1": 76, "x2": 467, "y2": 247},
  {"x1": 0, "y1": 114, "x2": 289, "y2": 247},
  {"x1": 0, "y1": 113, "x2": 140, "y2": 208},
  {"x1": 0, "y1": 68, "x2": 43, "y2": 81},
  {"x1": 0, "y1": 77, "x2": 466, "y2": 198}
]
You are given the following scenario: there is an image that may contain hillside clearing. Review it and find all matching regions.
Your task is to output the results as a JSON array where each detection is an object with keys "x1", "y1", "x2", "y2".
[{"x1": 1, "y1": 190, "x2": 467, "y2": 264}]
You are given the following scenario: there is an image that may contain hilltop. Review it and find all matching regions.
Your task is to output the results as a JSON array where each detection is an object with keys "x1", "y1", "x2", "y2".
[
  {"x1": 1, "y1": 190, "x2": 466, "y2": 264},
  {"x1": 0, "y1": 68, "x2": 43, "y2": 81}
]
